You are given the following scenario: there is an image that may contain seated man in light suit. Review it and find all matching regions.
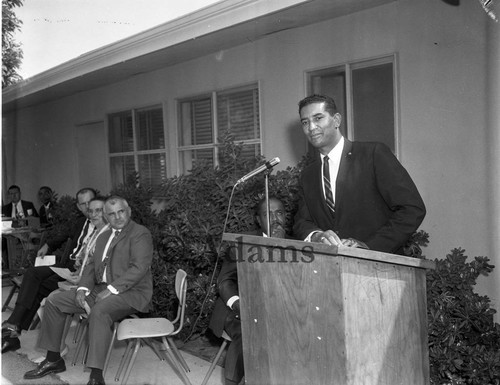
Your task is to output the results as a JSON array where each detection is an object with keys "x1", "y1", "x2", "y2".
[
  {"x1": 23, "y1": 196, "x2": 154, "y2": 385},
  {"x1": 208, "y1": 196, "x2": 290, "y2": 385}
]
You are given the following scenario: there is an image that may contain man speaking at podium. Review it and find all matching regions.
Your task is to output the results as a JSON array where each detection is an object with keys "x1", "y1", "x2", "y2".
[
  {"x1": 209, "y1": 196, "x2": 289, "y2": 385},
  {"x1": 294, "y1": 94, "x2": 426, "y2": 255}
]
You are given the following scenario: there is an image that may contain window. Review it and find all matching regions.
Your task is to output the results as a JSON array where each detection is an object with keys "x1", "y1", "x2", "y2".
[
  {"x1": 307, "y1": 56, "x2": 396, "y2": 153},
  {"x1": 178, "y1": 84, "x2": 261, "y2": 173},
  {"x1": 108, "y1": 106, "x2": 167, "y2": 189}
]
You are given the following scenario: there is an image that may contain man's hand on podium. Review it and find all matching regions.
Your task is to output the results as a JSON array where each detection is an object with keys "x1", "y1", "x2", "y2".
[
  {"x1": 311, "y1": 230, "x2": 342, "y2": 246},
  {"x1": 341, "y1": 238, "x2": 369, "y2": 249},
  {"x1": 232, "y1": 299, "x2": 241, "y2": 320}
]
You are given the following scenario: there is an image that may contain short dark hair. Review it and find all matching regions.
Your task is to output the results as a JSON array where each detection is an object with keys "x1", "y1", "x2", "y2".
[
  {"x1": 76, "y1": 188, "x2": 97, "y2": 200},
  {"x1": 255, "y1": 196, "x2": 282, "y2": 215},
  {"x1": 8, "y1": 185, "x2": 20, "y2": 192},
  {"x1": 39, "y1": 186, "x2": 53, "y2": 194},
  {"x1": 298, "y1": 94, "x2": 338, "y2": 116}
]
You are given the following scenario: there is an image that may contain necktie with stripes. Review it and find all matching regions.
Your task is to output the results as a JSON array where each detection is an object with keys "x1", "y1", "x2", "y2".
[
  {"x1": 323, "y1": 155, "x2": 336, "y2": 214},
  {"x1": 96, "y1": 230, "x2": 120, "y2": 284}
]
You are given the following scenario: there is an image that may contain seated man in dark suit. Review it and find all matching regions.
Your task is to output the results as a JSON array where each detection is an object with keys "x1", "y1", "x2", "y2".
[
  {"x1": 38, "y1": 186, "x2": 56, "y2": 228},
  {"x1": 1, "y1": 185, "x2": 39, "y2": 267},
  {"x1": 1, "y1": 187, "x2": 97, "y2": 353},
  {"x1": 23, "y1": 196, "x2": 154, "y2": 385},
  {"x1": 208, "y1": 196, "x2": 289, "y2": 385},
  {"x1": 2, "y1": 185, "x2": 38, "y2": 219}
]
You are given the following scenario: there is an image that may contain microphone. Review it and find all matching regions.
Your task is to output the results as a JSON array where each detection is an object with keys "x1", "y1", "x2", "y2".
[{"x1": 236, "y1": 157, "x2": 280, "y2": 185}]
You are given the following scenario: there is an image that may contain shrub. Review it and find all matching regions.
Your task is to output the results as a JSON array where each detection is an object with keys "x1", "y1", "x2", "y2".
[
  {"x1": 426, "y1": 247, "x2": 500, "y2": 384},
  {"x1": 42, "y1": 139, "x2": 500, "y2": 383}
]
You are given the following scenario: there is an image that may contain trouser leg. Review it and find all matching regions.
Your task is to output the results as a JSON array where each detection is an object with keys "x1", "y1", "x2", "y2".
[
  {"x1": 85, "y1": 294, "x2": 135, "y2": 370},
  {"x1": 223, "y1": 313, "x2": 244, "y2": 385},
  {"x1": 38, "y1": 289, "x2": 83, "y2": 353},
  {"x1": 9, "y1": 266, "x2": 62, "y2": 330}
]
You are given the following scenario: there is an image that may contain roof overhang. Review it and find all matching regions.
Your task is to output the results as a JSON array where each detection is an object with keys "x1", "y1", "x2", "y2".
[{"x1": 2, "y1": 0, "x2": 394, "y2": 112}]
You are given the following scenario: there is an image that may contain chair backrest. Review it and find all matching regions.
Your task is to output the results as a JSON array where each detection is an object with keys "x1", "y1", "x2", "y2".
[{"x1": 171, "y1": 269, "x2": 188, "y2": 335}]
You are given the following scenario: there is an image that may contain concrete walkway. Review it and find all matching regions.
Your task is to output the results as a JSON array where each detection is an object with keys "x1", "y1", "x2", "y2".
[{"x1": 1, "y1": 285, "x2": 225, "y2": 385}]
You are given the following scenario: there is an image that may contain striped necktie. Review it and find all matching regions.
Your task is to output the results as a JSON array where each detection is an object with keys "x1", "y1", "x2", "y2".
[
  {"x1": 72, "y1": 220, "x2": 91, "y2": 258},
  {"x1": 323, "y1": 155, "x2": 336, "y2": 214},
  {"x1": 96, "y1": 230, "x2": 120, "y2": 284}
]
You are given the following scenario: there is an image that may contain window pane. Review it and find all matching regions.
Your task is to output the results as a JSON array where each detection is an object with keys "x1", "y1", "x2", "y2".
[
  {"x1": 110, "y1": 155, "x2": 135, "y2": 187},
  {"x1": 179, "y1": 98, "x2": 213, "y2": 146},
  {"x1": 138, "y1": 153, "x2": 167, "y2": 187},
  {"x1": 240, "y1": 143, "x2": 261, "y2": 162},
  {"x1": 109, "y1": 112, "x2": 134, "y2": 153},
  {"x1": 352, "y1": 63, "x2": 395, "y2": 152},
  {"x1": 179, "y1": 148, "x2": 214, "y2": 174},
  {"x1": 310, "y1": 71, "x2": 347, "y2": 137},
  {"x1": 137, "y1": 108, "x2": 165, "y2": 150},
  {"x1": 217, "y1": 88, "x2": 260, "y2": 140}
]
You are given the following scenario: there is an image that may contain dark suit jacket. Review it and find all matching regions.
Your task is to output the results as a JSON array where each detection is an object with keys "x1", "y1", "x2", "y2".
[
  {"x1": 2, "y1": 200, "x2": 39, "y2": 218},
  {"x1": 39, "y1": 202, "x2": 55, "y2": 227},
  {"x1": 293, "y1": 140, "x2": 426, "y2": 254},
  {"x1": 47, "y1": 216, "x2": 89, "y2": 270},
  {"x1": 79, "y1": 219, "x2": 153, "y2": 313}
]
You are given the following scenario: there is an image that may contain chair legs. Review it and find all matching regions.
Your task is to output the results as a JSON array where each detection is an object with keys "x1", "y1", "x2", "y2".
[
  {"x1": 113, "y1": 337, "x2": 192, "y2": 385},
  {"x1": 1, "y1": 275, "x2": 22, "y2": 312},
  {"x1": 1, "y1": 284, "x2": 18, "y2": 312},
  {"x1": 167, "y1": 337, "x2": 190, "y2": 372},
  {"x1": 71, "y1": 316, "x2": 89, "y2": 366},
  {"x1": 201, "y1": 338, "x2": 229, "y2": 385}
]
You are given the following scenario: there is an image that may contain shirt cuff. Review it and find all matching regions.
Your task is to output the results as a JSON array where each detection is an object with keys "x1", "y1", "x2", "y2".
[
  {"x1": 305, "y1": 231, "x2": 320, "y2": 242},
  {"x1": 107, "y1": 285, "x2": 119, "y2": 295},
  {"x1": 226, "y1": 295, "x2": 239, "y2": 309},
  {"x1": 76, "y1": 287, "x2": 90, "y2": 295}
]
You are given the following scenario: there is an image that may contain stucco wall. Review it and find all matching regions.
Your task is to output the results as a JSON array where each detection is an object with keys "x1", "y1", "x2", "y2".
[{"x1": 3, "y1": 0, "x2": 497, "y2": 305}]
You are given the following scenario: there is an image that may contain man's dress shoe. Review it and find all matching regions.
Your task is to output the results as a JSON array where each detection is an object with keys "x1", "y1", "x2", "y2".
[
  {"x1": 87, "y1": 377, "x2": 106, "y2": 385},
  {"x1": 1, "y1": 337, "x2": 20, "y2": 353},
  {"x1": 23, "y1": 358, "x2": 66, "y2": 379},
  {"x1": 1, "y1": 324, "x2": 19, "y2": 339}
]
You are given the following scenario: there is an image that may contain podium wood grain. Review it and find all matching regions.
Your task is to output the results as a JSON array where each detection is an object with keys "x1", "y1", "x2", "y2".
[{"x1": 224, "y1": 233, "x2": 434, "y2": 385}]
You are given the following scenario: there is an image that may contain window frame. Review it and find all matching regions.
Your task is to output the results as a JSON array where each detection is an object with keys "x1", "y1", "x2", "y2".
[
  {"x1": 176, "y1": 83, "x2": 262, "y2": 174},
  {"x1": 107, "y1": 103, "x2": 168, "y2": 190},
  {"x1": 306, "y1": 54, "x2": 400, "y2": 157}
]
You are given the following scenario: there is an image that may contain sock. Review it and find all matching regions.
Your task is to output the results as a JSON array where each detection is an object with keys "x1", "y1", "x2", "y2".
[
  {"x1": 90, "y1": 368, "x2": 103, "y2": 380},
  {"x1": 46, "y1": 350, "x2": 61, "y2": 362}
]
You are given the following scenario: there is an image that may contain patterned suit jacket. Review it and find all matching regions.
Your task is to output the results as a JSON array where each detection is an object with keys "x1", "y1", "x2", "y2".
[
  {"x1": 293, "y1": 140, "x2": 426, "y2": 254},
  {"x1": 79, "y1": 219, "x2": 153, "y2": 313}
]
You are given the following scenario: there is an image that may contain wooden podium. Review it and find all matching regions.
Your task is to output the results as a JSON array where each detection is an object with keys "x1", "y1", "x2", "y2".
[{"x1": 222, "y1": 233, "x2": 435, "y2": 385}]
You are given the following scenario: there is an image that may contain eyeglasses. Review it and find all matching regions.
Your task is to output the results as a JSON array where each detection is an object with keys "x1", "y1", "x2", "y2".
[{"x1": 88, "y1": 208, "x2": 103, "y2": 215}]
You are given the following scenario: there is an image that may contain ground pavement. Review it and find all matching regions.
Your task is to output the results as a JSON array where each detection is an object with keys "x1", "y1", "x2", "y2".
[{"x1": 1, "y1": 280, "x2": 225, "y2": 385}]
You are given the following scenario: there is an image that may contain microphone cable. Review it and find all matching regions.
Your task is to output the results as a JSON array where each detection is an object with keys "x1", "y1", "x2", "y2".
[{"x1": 183, "y1": 184, "x2": 238, "y2": 342}]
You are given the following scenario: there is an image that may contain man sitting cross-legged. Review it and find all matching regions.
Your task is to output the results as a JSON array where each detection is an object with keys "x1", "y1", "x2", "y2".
[{"x1": 23, "y1": 196, "x2": 154, "y2": 385}]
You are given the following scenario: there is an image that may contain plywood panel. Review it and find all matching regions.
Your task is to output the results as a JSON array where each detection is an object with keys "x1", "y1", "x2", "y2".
[
  {"x1": 237, "y1": 247, "x2": 347, "y2": 385},
  {"x1": 342, "y1": 258, "x2": 429, "y2": 385}
]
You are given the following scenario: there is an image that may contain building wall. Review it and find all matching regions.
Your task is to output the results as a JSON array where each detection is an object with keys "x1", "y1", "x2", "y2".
[{"x1": 3, "y1": 0, "x2": 497, "y2": 306}]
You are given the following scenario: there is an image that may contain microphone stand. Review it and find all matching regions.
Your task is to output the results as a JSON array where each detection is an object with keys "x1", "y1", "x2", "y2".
[{"x1": 264, "y1": 168, "x2": 272, "y2": 237}]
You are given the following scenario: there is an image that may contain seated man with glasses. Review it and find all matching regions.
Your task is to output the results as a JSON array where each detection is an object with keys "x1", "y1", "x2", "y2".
[{"x1": 2, "y1": 188, "x2": 98, "y2": 354}]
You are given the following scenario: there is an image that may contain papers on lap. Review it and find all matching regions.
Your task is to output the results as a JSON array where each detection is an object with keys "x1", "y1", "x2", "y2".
[{"x1": 34, "y1": 255, "x2": 56, "y2": 267}]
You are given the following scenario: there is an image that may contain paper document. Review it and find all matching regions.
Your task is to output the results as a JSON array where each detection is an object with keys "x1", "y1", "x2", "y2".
[
  {"x1": 50, "y1": 267, "x2": 76, "y2": 282},
  {"x1": 34, "y1": 255, "x2": 56, "y2": 267}
]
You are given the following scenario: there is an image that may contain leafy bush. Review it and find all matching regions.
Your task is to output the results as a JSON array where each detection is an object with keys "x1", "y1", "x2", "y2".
[
  {"x1": 426, "y1": 247, "x2": 500, "y2": 384},
  {"x1": 43, "y1": 138, "x2": 500, "y2": 383}
]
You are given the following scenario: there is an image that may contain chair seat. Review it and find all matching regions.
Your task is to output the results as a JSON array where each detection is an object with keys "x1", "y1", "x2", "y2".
[
  {"x1": 117, "y1": 318, "x2": 175, "y2": 340},
  {"x1": 11, "y1": 276, "x2": 23, "y2": 287}
]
